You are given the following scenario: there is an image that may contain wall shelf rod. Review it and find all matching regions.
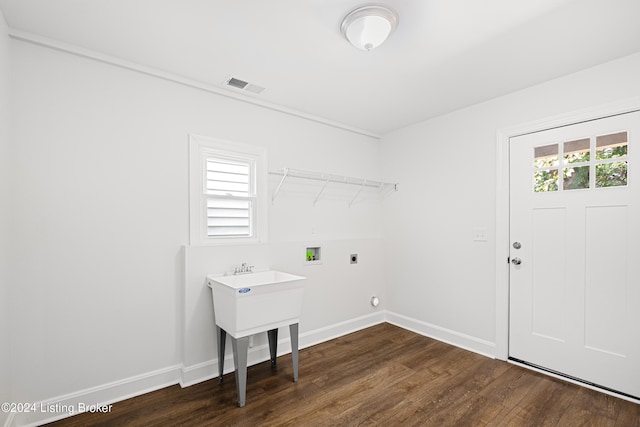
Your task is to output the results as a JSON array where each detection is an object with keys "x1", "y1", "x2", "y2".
[{"x1": 269, "y1": 168, "x2": 398, "y2": 204}]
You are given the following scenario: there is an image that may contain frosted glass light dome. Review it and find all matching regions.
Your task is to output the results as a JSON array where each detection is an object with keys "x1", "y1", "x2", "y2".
[{"x1": 341, "y1": 6, "x2": 398, "y2": 51}]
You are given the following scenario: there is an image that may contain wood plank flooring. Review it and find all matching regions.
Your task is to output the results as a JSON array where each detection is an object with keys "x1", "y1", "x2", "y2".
[{"x1": 47, "y1": 323, "x2": 639, "y2": 426}]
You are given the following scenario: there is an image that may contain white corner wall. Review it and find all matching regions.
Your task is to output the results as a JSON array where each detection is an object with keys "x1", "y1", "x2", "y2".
[
  {"x1": 8, "y1": 36, "x2": 386, "y2": 426},
  {"x1": 381, "y1": 52, "x2": 640, "y2": 357},
  {"x1": 0, "y1": 9, "x2": 11, "y2": 427}
]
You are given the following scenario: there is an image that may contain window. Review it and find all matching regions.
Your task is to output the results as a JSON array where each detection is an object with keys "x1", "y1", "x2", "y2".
[
  {"x1": 206, "y1": 157, "x2": 253, "y2": 237},
  {"x1": 533, "y1": 131, "x2": 629, "y2": 192},
  {"x1": 533, "y1": 143, "x2": 559, "y2": 192},
  {"x1": 595, "y1": 132, "x2": 628, "y2": 188},
  {"x1": 189, "y1": 134, "x2": 267, "y2": 245}
]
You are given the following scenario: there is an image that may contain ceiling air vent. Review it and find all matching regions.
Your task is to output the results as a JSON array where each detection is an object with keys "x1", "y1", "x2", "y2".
[
  {"x1": 224, "y1": 77, "x2": 265, "y2": 95},
  {"x1": 227, "y1": 77, "x2": 248, "y2": 89}
]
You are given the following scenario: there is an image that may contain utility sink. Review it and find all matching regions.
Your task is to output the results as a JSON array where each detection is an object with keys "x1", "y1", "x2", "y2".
[
  {"x1": 207, "y1": 270, "x2": 306, "y2": 338},
  {"x1": 207, "y1": 269, "x2": 306, "y2": 407}
]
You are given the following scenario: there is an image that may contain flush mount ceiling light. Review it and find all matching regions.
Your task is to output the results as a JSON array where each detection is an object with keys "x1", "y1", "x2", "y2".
[{"x1": 340, "y1": 5, "x2": 398, "y2": 51}]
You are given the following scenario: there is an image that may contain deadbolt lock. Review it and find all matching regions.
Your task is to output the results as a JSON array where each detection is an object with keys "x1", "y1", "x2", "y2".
[{"x1": 513, "y1": 242, "x2": 522, "y2": 249}]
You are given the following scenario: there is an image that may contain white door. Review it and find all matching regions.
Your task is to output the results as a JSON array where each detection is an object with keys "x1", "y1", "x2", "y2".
[{"x1": 509, "y1": 111, "x2": 640, "y2": 399}]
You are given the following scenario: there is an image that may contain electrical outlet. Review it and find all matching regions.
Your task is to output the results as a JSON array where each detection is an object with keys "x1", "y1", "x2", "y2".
[{"x1": 473, "y1": 227, "x2": 488, "y2": 242}]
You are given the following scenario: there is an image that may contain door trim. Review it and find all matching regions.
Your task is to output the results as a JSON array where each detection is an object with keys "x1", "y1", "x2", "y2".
[{"x1": 494, "y1": 96, "x2": 640, "y2": 361}]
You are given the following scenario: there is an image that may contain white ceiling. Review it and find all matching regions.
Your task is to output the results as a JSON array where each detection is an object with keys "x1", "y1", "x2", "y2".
[{"x1": 2, "y1": 0, "x2": 640, "y2": 136}]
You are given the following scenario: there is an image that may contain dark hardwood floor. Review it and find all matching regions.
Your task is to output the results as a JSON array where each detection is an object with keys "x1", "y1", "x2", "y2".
[{"x1": 47, "y1": 323, "x2": 639, "y2": 426}]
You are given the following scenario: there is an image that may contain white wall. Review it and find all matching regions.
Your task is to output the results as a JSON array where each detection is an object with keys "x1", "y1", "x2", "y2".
[
  {"x1": 8, "y1": 37, "x2": 386, "y2": 424},
  {"x1": 0, "y1": 9, "x2": 11, "y2": 427},
  {"x1": 381, "y1": 52, "x2": 640, "y2": 355},
  {"x1": 181, "y1": 105, "x2": 388, "y2": 383}
]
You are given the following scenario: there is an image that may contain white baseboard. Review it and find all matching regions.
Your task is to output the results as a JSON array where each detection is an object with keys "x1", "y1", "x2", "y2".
[
  {"x1": 7, "y1": 365, "x2": 182, "y2": 427},
  {"x1": 180, "y1": 311, "x2": 386, "y2": 387},
  {"x1": 385, "y1": 311, "x2": 496, "y2": 358},
  {"x1": 7, "y1": 310, "x2": 495, "y2": 426}
]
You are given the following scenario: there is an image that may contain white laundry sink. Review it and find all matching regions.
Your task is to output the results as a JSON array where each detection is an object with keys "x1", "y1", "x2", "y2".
[{"x1": 207, "y1": 270, "x2": 306, "y2": 338}]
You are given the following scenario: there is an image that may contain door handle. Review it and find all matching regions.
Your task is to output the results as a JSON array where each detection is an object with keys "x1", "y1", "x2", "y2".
[{"x1": 511, "y1": 257, "x2": 522, "y2": 266}]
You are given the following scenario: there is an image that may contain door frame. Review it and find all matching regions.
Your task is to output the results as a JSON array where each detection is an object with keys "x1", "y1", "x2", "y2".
[{"x1": 494, "y1": 96, "x2": 640, "y2": 361}]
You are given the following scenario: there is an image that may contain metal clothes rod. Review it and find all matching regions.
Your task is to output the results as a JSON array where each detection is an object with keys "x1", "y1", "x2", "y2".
[{"x1": 269, "y1": 168, "x2": 398, "y2": 204}]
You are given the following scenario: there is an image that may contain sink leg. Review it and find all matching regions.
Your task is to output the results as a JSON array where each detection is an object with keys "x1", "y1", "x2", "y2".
[
  {"x1": 216, "y1": 327, "x2": 227, "y2": 383},
  {"x1": 231, "y1": 336, "x2": 249, "y2": 407},
  {"x1": 267, "y1": 328, "x2": 278, "y2": 366},
  {"x1": 289, "y1": 323, "x2": 299, "y2": 382}
]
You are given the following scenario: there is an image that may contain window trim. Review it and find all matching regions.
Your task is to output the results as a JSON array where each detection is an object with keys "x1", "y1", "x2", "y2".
[{"x1": 189, "y1": 134, "x2": 267, "y2": 246}]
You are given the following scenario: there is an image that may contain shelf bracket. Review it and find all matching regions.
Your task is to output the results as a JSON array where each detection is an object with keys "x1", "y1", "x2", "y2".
[
  {"x1": 313, "y1": 178, "x2": 330, "y2": 207},
  {"x1": 271, "y1": 168, "x2": 289, "y2": 204},
  {"x1": 348, "y1": 181, "x2": 366, "y2": 207}
]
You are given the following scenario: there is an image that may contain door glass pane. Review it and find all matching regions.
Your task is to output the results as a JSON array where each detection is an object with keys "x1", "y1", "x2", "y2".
[
  {"x1": 596, "y1": 161, "x2": 628, "y2": 188},
  {"x1": 564, "y1": 166, "x2": 589, "y2": 190},
  {"x1": 564, "y1": 138, "x2": 590, "y2": 164},
  {"x1": 534, "y1": 144, "x2": 559, "y2": 167},
  {"x1": 534, "y1": 169, "x2": 558, "y2": 192},
  {"x1": 596, "y1": 132, "x2": 628, "y2": 160}
]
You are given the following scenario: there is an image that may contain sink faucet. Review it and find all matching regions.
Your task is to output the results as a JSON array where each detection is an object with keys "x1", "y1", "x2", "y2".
[{"x1": 234, "y1": 263, "x2": 254, "y2": 275}]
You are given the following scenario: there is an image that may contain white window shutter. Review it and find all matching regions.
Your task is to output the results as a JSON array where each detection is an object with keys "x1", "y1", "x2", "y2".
[{"x1": 205, "y1": 158, "x2": 254, "y2": 238}]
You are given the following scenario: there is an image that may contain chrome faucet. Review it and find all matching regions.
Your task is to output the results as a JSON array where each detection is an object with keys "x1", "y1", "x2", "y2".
[{"x1": 234, "y1": 263, "x2": 254, "y2": 275}]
